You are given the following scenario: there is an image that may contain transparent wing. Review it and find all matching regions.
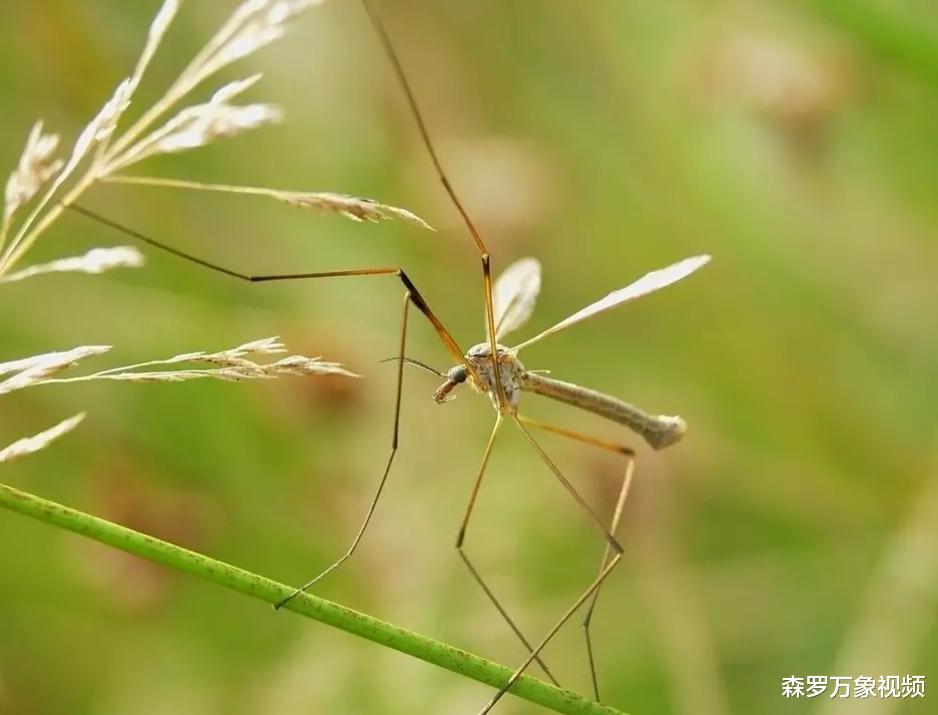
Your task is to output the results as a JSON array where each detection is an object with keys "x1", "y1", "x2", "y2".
[
  {"x1": 489, "y1": 257, "x2": 542, "y2": 341},
  {"x1": 511, "y1": 254, "x2": 710, "y2": 351}
]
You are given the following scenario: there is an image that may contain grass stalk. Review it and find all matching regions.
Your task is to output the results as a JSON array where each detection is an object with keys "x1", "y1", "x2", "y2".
[{"x1": 0, "y1": 482, "x2": 626, "y2": 715}]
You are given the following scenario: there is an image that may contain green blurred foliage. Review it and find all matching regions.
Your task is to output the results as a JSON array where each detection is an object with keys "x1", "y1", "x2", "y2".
[{"x1": 1, "y1": 1, "x2": 936, "y2": 714}]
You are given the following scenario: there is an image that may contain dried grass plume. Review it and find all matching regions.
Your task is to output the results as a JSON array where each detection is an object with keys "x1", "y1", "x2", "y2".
[{"x1": 0, "y1": 413, "x2": 86, "y2": 464}]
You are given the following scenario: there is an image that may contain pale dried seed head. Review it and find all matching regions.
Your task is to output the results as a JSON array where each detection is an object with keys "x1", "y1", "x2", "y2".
[
  {"x1": 79, "y1": 79, "x2": 134, "y2": 165},
  {"x1": 160, "y1": 103, "x2": 282, "y2": 152},
  {"x1": 103, "y1": 73, "x2": 270, "y2": 170},
  {"x1": 162, "y1": 351, "x2": 203, "y2": 363},
  {"x1": 218, "y1": 336, "x2": 287, "y2": 357},
  {"x1": 167, "y1": 336, "x2": 287, "y2": 365},
  {"x1": 109, "y1": 336, "x2": 286, "y2": 370},
  {"x1": 0, "y1": 345, "x2": 112, "y2": 395},
  {"x1": 4, "y1": 121, "x2": 64, "y2": 222},
  {"x1": 1, "y1": 337, "x2": 356, "y2": 390},
  {"x1": 0, "y1": 413, "x2": 86, "y2": 464},
  {"x1": 100, "y1": 176, "x2": 435, "y2": 230},
  {"x1": 24, "y1": 77, "x2": 134, "y2": 213},
  {"x1": 75, "y1": 356, "x2": 357, "y2": 383},
  {"x1": 210, "y1": 0, "x2": 323, "y2": 71},
  {"x1": 176, "y1": 0, "x2": 321, "y2": 101},
  {"x1": 2, "y1": 68, "x2": 140, "y2": 267},
  {"x1": 115, "y1": 100, "x2": 282, "y2": 169},
  {"x1": 0, "y1": 345, "x2": 113, "y2": 378},
  {"x1": 0, "y1": 1, "x2": 370, "y2": 463},
  {"x1": 0, "y1": 246, "x2": 145, "y2": 284},
  {"x1": 279, "y1": 191, "x2": 434, "y2": 230},
  {"x1": 87, "y1": 368, "x2": 255, "y2": 383},
  {"x1": 212, "y1": 73, "x2": 265, "y2": 104},
  {"x1": 0, "y1": 0, "x2": 330, "y2": 276},
  {"x1": 268, "y1": 355, "x2": 360, "y2": 378},
  {"x1": 102, "y1": 0, "x2": 183, "y2": 154},
  {"x1": 239, "y1": 336, "x2": 287, "y2": 353},
  {"x1": 129, "y1": 0, "x2": 182, "y2": 94}
]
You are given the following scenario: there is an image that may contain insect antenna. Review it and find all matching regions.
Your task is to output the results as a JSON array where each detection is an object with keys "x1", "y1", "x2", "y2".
[{"x1": 379, "y1": 355, "x2": 444, "y2": 377}]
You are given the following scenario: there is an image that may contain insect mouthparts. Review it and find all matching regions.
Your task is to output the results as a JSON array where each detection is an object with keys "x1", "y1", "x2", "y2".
[{"x1": 433, "y1": 365, "x2": 468, "y2": 403}]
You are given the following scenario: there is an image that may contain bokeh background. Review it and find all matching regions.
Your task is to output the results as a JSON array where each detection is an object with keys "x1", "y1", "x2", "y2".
[{"x1": 1, "y1": 1, "x2": 936, "y2": 713}]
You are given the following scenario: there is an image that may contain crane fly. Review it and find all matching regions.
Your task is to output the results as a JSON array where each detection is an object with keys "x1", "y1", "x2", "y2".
[
  {"x1": 420, "y1": 253, "x2": 709, "y2": 711},
  {"x1": 434, "y1": 253, "x2": 707, "y2": 449},
  {"x1": 63, "y1": 0, "x2": 711, "y2": 711}
]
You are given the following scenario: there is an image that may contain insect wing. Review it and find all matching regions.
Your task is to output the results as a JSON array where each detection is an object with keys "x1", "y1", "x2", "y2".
[
  {"x1": 512, "y1": 254, "x2": 710, "y2": 351},
  {"x1": 490, "y1": 257, "x2": 542, "y2": 341}
]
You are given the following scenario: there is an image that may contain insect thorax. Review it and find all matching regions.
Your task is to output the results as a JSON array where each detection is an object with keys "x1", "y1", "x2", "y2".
[{"x1": 465, "y1": 342, "x2": 526, "y2": 410}]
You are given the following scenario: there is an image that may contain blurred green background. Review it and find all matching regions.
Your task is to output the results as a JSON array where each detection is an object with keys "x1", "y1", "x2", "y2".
[{"x1": 1, "y1": 1, "x2": 937, "y2": 713}]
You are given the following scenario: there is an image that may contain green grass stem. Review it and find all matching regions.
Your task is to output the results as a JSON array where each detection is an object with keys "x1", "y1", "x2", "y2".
[{"x1": 0, "y1": 482, "x2": 625, "y2": 715}]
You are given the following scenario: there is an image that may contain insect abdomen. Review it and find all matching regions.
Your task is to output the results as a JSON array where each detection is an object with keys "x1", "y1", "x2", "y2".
[{"x1": 519, "y1": 373, "x2": 686, "y2": 450}]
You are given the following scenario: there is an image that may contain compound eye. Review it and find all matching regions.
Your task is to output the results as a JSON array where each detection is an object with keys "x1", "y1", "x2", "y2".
[{"x1": 448, "y1": 365, "x2": 468, "y2": 384}]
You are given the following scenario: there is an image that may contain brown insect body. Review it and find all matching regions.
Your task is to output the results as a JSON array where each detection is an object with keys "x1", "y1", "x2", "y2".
[{"x1": 434, "y1": 343, "x2": 525, "y2": 409}]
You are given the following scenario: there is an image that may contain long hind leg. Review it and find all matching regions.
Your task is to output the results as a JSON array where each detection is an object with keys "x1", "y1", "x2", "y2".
[
  {"x1": 67, "y1": 204, "x2": 468, "y2": 609},
  {"x1": 454, "y1": 413, "x2": 560, "y2": 684},
  {"x1": 275, "y1": 290, "x2": 413, "y2": 608},
  {"x1": 518, "y1": 415, "x2": 636, "y2": 702},
  {"x1": 476, "y1": 414, "x2": 630, "y2": 713}
]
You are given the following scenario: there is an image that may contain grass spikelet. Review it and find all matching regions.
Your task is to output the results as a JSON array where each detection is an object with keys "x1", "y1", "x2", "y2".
[
  {"x1": 279, "y1": 191, "x2": 434, "y2": 229},
  {"x1": 2, "y1": 337, "x2": 357, "y2": 391},
  {"x1": 0, "y1": 0, "x2": 428, "y2": 280},
  {"x1": 2, "y1": 121, "x2": 63, "y2": 238},
  {"x1": 104, "y1": 175, "x2": 434, "y2": 229},
  {"x1": 0, "y1": 0, "x2": 324, "y2": 277},
  {"x1": 107, "y1": 98, "x2": 282, "y2": 171},
  {"x1": 197, "y1": 0, "x2": 325, "y2": 77},
  {"x1": 127, "y1": 0, "x2": 181, "y2": 98},
  {"x1": 0, "y1": 1, "x2": 367, "y2": 470},
  {"x1": 0, "y1": 413, "x2": 86, "y2": 464},
  {"x1": 0, "y1": 346, "x2": 113, "y2": 395},
  {"x1": 0, "y1": 246, "x2": 144, "y2": 284}
]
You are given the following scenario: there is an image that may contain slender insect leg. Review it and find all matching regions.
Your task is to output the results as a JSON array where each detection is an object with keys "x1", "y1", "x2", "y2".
[
  {"x1": 65, "y1": 204, "x2": 469, "y2": 606},
  {"x1": 66, "y1": 204, "x2": 466, "y2": 364},
  {"x1": 359, "y1": 0, "x2": 506, "y2": 408},
  {"x1": 454, "y1": 415, "x2": 560, "y2": 685},
  {"x1": 480, "y1": 552, "x2": 622, "y2": 714},
  {"x1": 514, "y1": 416, "x2": 623, "y2": 553},
  {"x1": 473, "y1": 415, "x2": 629, "y2": 713},
  {"x1": 519, "y1": 415, "x2": 636, "y2": 702},
  {"x1": 274, "y1": 291, "x2": 411, "y2": 609}
]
